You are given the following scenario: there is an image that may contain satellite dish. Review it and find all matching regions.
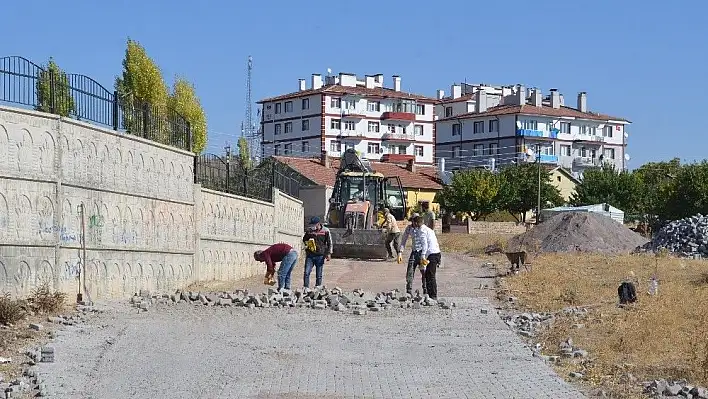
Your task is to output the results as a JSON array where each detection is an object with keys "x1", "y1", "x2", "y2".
[
  {"x1": 624, "y1": 132, "x2": 629, "y2": 139},
  {"x1": 516, "y1": 121, "x2": 522, "y2": 128},
  {"x1": 327, "y1": 68, "x2": 332, "y2": 75},
  {"x1": 525, "y1": 148, "x2": 535, "y2": 157},
  {"x1": 624, "y1": 153, "x2": 631, "y2": 161}
]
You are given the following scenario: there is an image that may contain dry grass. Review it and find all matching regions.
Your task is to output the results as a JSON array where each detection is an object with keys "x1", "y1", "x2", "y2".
[
  {"x1": 438, "y1": 232, "x2": 514, "y2": 255},
  {"x1": 0, "y1": 293, "x2": 25, "y2": 326},
  {"x1": 28, "y1": 282, "x2": 67, "y2": 314},
  {"x1": 501, "y1": 253, "x2": 708, "y2": 397}
]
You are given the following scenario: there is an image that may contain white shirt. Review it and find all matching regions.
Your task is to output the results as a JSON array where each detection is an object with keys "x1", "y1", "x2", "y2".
[
  {"x1": 419, "y1": 225, "x2": 441, "y2": 259},
  {"x1": 399, "y1": 224, "x2": 423, "y2": 252}
]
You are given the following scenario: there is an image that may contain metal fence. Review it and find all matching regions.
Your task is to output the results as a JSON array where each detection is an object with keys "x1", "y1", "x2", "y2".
[{"x1": 0, "y1": 55, "x2": 192, "y2": 151}]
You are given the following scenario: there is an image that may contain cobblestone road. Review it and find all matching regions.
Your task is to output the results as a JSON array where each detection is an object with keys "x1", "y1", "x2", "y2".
[{"x1": 35, "y1": 254, "x2": 586, "y2": 399}]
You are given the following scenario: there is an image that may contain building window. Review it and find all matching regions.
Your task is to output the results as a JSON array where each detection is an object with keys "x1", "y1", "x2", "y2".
[
  {"x1": 445, "y1": 107, "x2": 453, "y2": 117},
  {"x1": 368, "y1": 121, "x2": 380, "y2": 133},
  {"x1": 285, "y1": 101, "x2": 293, "y2": 113},
  {"x1": 367, "y1": 101, "x2": 380, "y2": 112},
  {"x1": 489, "y1": 120, "x2": 499, "y2": 132},
  {"x1": 452, "y1": 146, "x2": 460, "y2": 158},
  {"x1": 416, "y1": 104, "x2": 425, "y2": 115},
  {"x1": 603, "y1": 125, "x2": 613, "y2": 137},
  {"x1": 301, "y1": 141, "x2": 310, "y2": 153},
  {"x1": 489, "y1": 143, "x2": 498, "y2": 155},
  {"x1": 522, "y1": 120, "x2": 538, "y2": 130},
  {"x1": 560, "y1": 145, "x2": 571, "y2": 156},
  {"x1": 302, "y1": 120, "x2": 309, "y2": 131},
  {"x1": 473, "y1": 121, "x2": 484, "y2": 134},
  {"x1": 344, "y1": 121, "x2": 356, "y2": 131},
  {"x1": 274, "y1": 144, "x2": 281, "y2": 155},
  {"x1": 367, "y1": 143, "x2": 380, "y2": 154},
  {"x1": 589, "y1": 126, "x2": 597, "y2": 136},
  {"x1": 560, "y1": 122, "x2": 571, "y2": 134},
  {"x1": 473, "y1": 144, "x2": 484, "y2": 156},
  {"x1": 284, "y1": 122, "x2": 293, "y2": 133},
  {"x1": 604, "y1": 148, "x2": 615, "y2": 159},
  {"x1": 400, "y1": 125, "x2": 407, "y2": 134},
  {"x1": 330, "y1": 97, "x2": 341, "y2": 108},
  {"x1": 397, "y1": 145, "x2": 407, "y2": 155},
  {"x1": 414, "y1": 125, "x2": 423, "y2": 136},
  {"x1": 415, "y1": 145, "x2": 424, "y2": 157},
  {"x1": 275, "y1": 103, "x2": 282, "y2": 114},
  {"x1": 452, "y1": 123, "x2": 461, "y2": 136},
  {"x1": 284, "y1": 143, "x2": 292, "y2": 155},
  {"x1": 331, "y1": 119, "x2": 341, "y2": 130},
  {"x1": 343, "y1": 100, "x2": 356, "y2": 110},
  {"x1": 330, "y1": 140, "x2": 342, "y2": 152},
  {"x1": 274, "y1": 124, "x2": 282, "y2": 135},
  {"x1": 387, "y1": 124, "x2": 396, "y2": 133},
  {"x1": 302, "y1": 98, "x2": 309, "y2": 110}
]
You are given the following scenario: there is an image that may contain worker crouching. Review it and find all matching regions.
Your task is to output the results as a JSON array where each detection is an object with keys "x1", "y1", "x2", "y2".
[{"x1": 253, "y1": 243, "x2": 299, "y2": 291}]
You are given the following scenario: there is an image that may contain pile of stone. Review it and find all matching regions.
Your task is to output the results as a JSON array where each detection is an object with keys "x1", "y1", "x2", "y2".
[
  {"x1": 643, "y1": 214, "x2": 708, "y2": 258},
  {"x1": 502, "y1": 312, "x2": 554, "y2": 338},
  {"x1": 643, "y1": 379, "x2": 708, "y2": 398},
  {"x1": 131, "y1": 287, "x2": 456, "y2": 313}
]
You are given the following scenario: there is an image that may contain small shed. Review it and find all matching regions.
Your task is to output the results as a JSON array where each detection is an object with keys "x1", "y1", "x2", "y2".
[{"x1": 539, "y1": 203, "x2": 625, "y2": 224}]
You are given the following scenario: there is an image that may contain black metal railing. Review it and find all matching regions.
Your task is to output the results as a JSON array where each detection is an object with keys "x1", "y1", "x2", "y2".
[
  {"x1": 0, "y1": 56, "x2": 191, "y2": 152},
  {"x1": 195, "y1": 153, "x2": 274, "y2": 202},
  {"x1": 273, "y1": 169, "x2": 300, "y2": 199}
]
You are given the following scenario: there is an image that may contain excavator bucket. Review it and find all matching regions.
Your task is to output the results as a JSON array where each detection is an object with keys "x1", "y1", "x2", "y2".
[{"x1": 328, "y1": 227, "x2": 389, "y2": 260}]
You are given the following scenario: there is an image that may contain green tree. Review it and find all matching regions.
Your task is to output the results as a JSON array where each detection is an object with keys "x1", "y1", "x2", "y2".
[
  {"x1": 633, "y1": 158, "x2": 682, "y2": 224},
  {"x1": 435, "y1": 169, "x2": 502, "y2": 220},
  {"x1": 168, "y1": 77, "x2": 207, "y2": 153},
  {"x1": 661, "y1": 161, "x2": 708, "y2": 220},
  {"x1": 570, "y1": 164, "x2": 643, "y2": 215},
  {"x1": 115, "y1": 39, "x2": 169, "y2": 138},
  {"x1": 36, "y1": 58, "x2": 75, "y2": 117},
  {"x1": 237, "y1": 136, "x2": 252, "y2": 169},
  {"x1": 498, "y1": 164, "x2": 564, "y2": 222}
]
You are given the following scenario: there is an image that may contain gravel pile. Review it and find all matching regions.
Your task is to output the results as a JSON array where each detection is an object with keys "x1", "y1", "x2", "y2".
[
  {"x1": 507, "y1": 212, "x2": 649, "y2": 254},
  {"x1": 131, "y1": 287, "x2": 456, "y2": 313},
  {"x1": 642, "y1": 214, "x2": 708, "y2": 258},
  {"x1": 642, "y1": 379, "x2": 708, "y2": 398}
]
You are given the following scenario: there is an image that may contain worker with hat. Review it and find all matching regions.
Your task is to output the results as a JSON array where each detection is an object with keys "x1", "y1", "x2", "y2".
[
  {"x1": 398, "y1": 213, "x2": 427, "y2": 295},
  {"x1": 302, "y1": 216, "x2": 333, "y2": 288},
  {"x1": 379, "y1": 207, "x2": 401, "y2": 260}
]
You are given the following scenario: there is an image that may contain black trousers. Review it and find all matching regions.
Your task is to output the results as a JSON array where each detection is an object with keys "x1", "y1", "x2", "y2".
[{"x1": 424, "y1": 253, "x2": 441, "y2": 299}]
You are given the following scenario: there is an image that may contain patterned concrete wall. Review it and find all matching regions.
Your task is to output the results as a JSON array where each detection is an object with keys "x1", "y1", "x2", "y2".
[{"x1": 0, "y1": 106, "x2": 304, "y2": 300}]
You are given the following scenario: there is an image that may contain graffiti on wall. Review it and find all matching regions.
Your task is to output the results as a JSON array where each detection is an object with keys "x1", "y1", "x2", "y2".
[{"x1": 38, "y1": 221, "x2": 82, "y2": 243}]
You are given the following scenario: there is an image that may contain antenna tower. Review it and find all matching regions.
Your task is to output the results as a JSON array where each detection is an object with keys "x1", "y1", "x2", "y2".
[{"x1": 243, "y1": 55, "x2": 261, "y2": 163}]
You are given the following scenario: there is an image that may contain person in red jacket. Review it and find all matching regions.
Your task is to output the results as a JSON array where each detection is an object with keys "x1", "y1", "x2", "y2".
[{"x1": 253, "y1": 243, "x2": 299, "y2": 290}]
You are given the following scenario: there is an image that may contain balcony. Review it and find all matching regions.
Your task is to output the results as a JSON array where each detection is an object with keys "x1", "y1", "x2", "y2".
[
  {"x1": 340, "y1": 109, "x2": 366, "y2": 119},
  {"x1": 573, "y1": 156, "x2": 598, "y2": 167},
  {"x1": 525, "y1": 154, "x2": 559, "y2": 164},
  {"x1": 340, "y1": 130, "x2": 366, "y2": 139},
  {"x1": 516, "y1": 129, "x2": 558, "y2": 139},
  {"x1": 573, "y1": 135, "x2": 604, "y2": 143},
  {"x1": 382, "y1": 112, "x2": 415, "y2": 122},
  {"x1": 382, "y1": 132, "x2": 416, "y2": 142}
]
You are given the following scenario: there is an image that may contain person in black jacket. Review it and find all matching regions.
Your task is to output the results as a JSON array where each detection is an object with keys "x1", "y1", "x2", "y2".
[{"x1": 302, "y1": 217, "x2": 333, "y2": 288}]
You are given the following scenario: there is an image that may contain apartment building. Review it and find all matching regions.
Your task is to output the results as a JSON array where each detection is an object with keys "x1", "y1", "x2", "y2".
[
  {"x1": 434, "y1": 84, "x2": 630, "y2": 178},
  {"x1": 257, "y1": 73, "x2": 437, "y2": 165}
]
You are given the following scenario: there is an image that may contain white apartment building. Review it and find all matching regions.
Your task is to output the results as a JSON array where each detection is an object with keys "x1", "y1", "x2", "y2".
[
  {"x1": 258, "y1": 73, "x2": 437, "y2": 165},
  {"x1": 434, "y1": 84, "x2": 630, "y2": 179}
]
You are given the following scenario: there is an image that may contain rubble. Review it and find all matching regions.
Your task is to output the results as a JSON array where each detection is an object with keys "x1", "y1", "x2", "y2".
[
  {"x1": 643, "y1": 379, "x2": 708, "y2": 398},
  {"x1": 131, "y1": 287, "x2": 456, "y2": 314},
  {"x1": 641, "y1": 214, "x2": 708, "y2": 258}
]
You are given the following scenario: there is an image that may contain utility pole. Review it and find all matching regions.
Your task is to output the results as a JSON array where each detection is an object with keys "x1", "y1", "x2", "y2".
[{"x1": 536, "y1": 144, "x2": 542, "y2": 225}]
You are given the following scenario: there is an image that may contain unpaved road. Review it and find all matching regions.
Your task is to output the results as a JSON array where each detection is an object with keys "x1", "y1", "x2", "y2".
[{"x1": 34, "y1": 253, "x2": 586, "y2": 399}]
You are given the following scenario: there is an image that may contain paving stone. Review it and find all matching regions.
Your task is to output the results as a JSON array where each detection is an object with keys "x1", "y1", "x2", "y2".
[{"x1": 29, "y1": 323, "x2": 43, "y2": 331}]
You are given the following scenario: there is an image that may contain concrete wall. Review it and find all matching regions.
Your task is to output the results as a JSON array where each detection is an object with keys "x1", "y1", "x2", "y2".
[
  {"x1": 0, "y1": 106, "x2": 303, "y2": 300},
  {"x1": 299, "y1": 186, "x2": 332, "y2": 224}
]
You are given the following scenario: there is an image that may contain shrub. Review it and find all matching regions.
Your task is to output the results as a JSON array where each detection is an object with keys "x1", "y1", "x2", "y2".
[
  {"x1": 28, "y1": 282, "x2": 66, "y2": 314},
  {"x1": 0, "y1": 293, "x2": 25, "y2": 325}
]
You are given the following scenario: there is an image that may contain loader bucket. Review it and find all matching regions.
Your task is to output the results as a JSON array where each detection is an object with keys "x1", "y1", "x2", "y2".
[{"x1": 328, "y1": 227, "x2": 389, "y2": 260}]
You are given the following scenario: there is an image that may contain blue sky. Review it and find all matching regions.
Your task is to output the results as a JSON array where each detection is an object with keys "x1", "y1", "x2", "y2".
[{"x1": 2, "y1": 0, "x2": 706, "y2": 167}]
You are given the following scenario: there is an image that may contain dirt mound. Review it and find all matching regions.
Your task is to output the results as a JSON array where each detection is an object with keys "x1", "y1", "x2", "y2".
[{"x1": 506, "y1": 212, "x2": 649, "y2": 254}]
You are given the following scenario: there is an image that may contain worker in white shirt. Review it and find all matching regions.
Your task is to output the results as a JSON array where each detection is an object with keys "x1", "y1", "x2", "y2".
[
  {"x1": 413, "y1": 215, "x2": 442, "y2": 300},
  {"x1": 399, "y1": 213, "x2": 426, "y2": 295},
  {"x1": 379, "y1": 208, "x2": 401, "y2": 260}
]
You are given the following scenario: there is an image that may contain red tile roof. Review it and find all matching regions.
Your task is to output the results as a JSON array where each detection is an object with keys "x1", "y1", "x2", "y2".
[
  {"x1": 258, "y1": 84, "x2": 437, "y2": 104},
  {"x1": 273, "y1": 156, "x2": 443, "y2": 190},
  {"x1": 437, "y1": 103, "x2": 629, "y2": 122}
]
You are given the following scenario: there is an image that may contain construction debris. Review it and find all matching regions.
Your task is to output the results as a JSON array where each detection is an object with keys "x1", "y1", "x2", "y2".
[
  {"x1": 641, "y1": 214, "x2": 708, "y2": 258},
  {"x1": 506, "y1": 212, "x2": 649, "y2": 254},
  {"x1": 131, "y1": 287, "x2": 455, "y2": 313}
]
